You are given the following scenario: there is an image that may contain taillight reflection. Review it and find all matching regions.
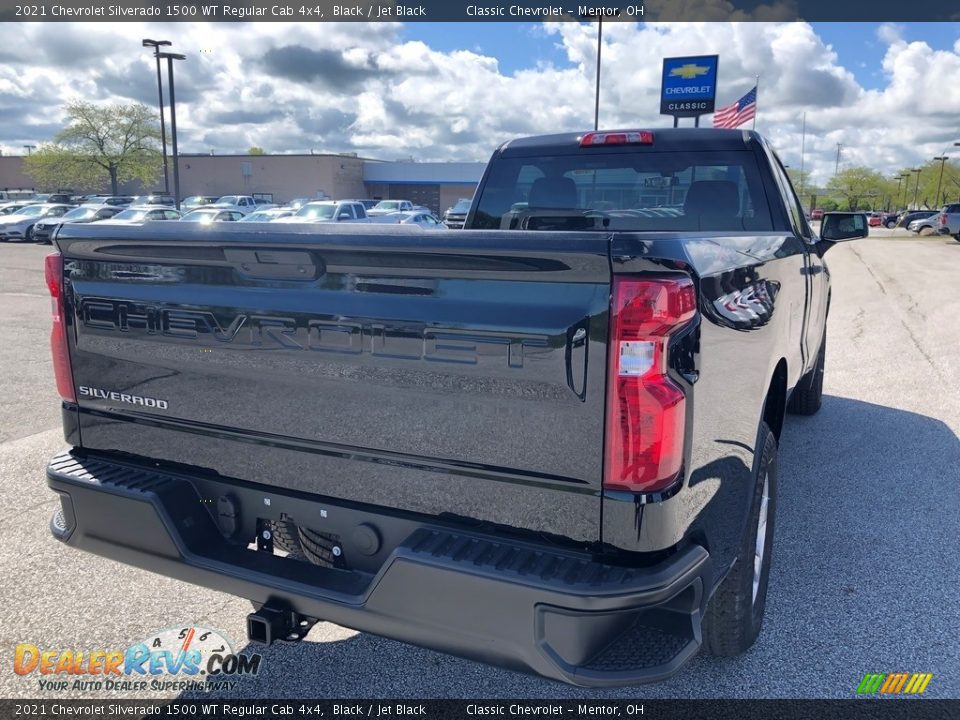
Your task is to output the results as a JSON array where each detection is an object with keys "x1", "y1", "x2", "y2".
[{"x1": 45, "y1": 252, "x2": 76, "y2": 403}]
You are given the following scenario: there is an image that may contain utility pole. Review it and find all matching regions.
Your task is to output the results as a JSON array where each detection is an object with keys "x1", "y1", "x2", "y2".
[
  {"x1": 911, "y1": 168, "x2": 922, "y2": 210},
  {"x1": 834, "y1": 143, "x2": 843, "y2": 176}
]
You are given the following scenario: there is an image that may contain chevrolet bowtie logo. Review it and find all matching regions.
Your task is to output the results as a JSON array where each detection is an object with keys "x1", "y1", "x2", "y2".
[{"x1": 670, "y1": 64, "x2": 710, "y2": 80}]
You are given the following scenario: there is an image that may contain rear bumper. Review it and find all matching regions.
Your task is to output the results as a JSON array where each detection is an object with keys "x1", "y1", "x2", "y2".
[{"x1": 47, "y1": 450, "x2": 711, "y2": 687}]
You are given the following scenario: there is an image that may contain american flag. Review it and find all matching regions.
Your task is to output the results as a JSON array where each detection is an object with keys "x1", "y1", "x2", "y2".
[{"x1": 712, "y1": 86, "x2": 757, "y2": 129}]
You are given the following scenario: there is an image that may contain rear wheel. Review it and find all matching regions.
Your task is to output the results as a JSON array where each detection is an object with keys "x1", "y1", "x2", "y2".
[
  {"x1": 918, "y1": 226, "x2": 934, "y2": 236},
  {"x1": 24, "y1": 226, "x2": 33, "y2": 242},
  {"x1": 885, "y1": 220, "x2": 897, "y2": 229},
  {"x1": 701, "y1": 422, "x2": 778, "y2": 656},
  {"x1": 266, "y1": 519, "x2": 338, "y2": 568},
  {"x1": 267, "y1": 520, "x2": 305, "y2": 559},
  {"x1": 297, "y1": 527, "x2": 341, "y2": 567}
]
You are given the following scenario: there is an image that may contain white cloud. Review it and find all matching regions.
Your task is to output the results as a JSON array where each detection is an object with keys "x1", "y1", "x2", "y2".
[{"x1": 0, "y1": 21, "x2": 959, "y2": 185}]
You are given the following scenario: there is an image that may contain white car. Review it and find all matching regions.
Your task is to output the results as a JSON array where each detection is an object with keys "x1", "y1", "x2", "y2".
[
  {"x1": 378, "y1": 211, "x2": 448, "y2": 230},
  {"x1": 180, "y1": 208, "x2": 245, "y2": 223},
  {"x1": 274, "y1": 201, "x2": 370, "y2": 224},
  {"x1": 207, "y1": 195, "x2": 260, "y2": 215},
  {"x1": 366, "y1": 199, "x2": 430, "y2": 216},
  {"x1": 0, "y1": 203, "x2": 73, "y2": 242},
  {"x1": 0, "y1": 201, "x2": 39, "y2": 216},
  {"x1": 239, "y1": 208, "x2": 294, "y2": 222},
  {"x1": 95, "y1": 206, "x2": 182, "y2": 225}
]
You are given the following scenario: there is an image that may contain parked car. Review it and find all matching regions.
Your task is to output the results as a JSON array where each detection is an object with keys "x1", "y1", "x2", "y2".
[
  {"x1": 32, "y1": 204, "x2": 122, "y2": 243},
  {"x1": 131, "y1": 193, "x2": 176, "y2": 206},
  {"x1": 96, "y1": 206, "x2": 181, "y2": 225},
  {"x1": 443, "y1": 198, "x2": 472, "y2": 229},
  {"x1": 367, "y1": 199, "x2": 422, "y2": 216},
  {"x1": 209, "y1": 195, "x2": 259, "y2": 215},
  {"x1": 238, "y1": 208, "x2": 295, "y2": 222},
  {"x1": 897, "y1": 210, "x2": 936, "y2": 228},
  {"x1": 908, "y1": 213, "x2": 940, "y2": 235},
  {"x1": 285, "y1": 197, "x2": 315, "y2": 211},
  {"x1": 0, "y1": 202, "x2": 37, "y2": 216},
  {"x1": 274, "y1": 200, "x2": 370, "y2": 223},
  {"x1": 180, "y1": 208, "x2": 245, "y2": 223},
  {"x1": 0, "y1": 189, "x2": 37, "y2": 202},
  {"x1": 879, "y1": 212, "x2": 899, "y2": 229},
  {"x1": 934, "y1": 203, "x2": 960, "y2": 241},
  {"x1": 340, "y1": 199, "x2": 379, "y2": 211},
  {"x1": 181, "y1": 196, "x2": 219, "y2": 210},
  {"x1": 866, "y1": 213, "x2": 883, "y2": 227},
  {"x1": 43, "y1": 128, "x2": 867, "y2": 687},
  {"x1": 81, "y1": 195, "x2": 133, "y2": 207},
  {"x1": 0, "y1": 203, "x2": 73, "y2": 241},
  {"x1": 810, "y1": 208, "x2": 824, "y2": 220},
  {"x1": 387, "y1": 211, "x2": 448, "y2": 229}
]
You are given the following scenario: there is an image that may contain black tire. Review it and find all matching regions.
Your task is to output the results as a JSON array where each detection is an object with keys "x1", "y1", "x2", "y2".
[
  {"x1": 701, "y1": 422, "x2": 778, "y2": 656},
  {"x1": 267, "y1": 520, "x2": 305, "y2": 559},
  {"x1": 885, "y1": 220, "x2": 897, "y2": 229},
  {"x1": 787, "y1": 335, "x2": 825, "y2": 416},
  {"x1": 297, "y1": 526, "x2": 340, "y2": 568},
  {"x1": 24, "y1": 226, "x2": 33, "y2": 242}
]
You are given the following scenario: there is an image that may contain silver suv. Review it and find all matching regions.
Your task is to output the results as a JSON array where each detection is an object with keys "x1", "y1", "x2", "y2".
[{"x1": 935, "y1": 203, "x2": 960, "y2": 241}]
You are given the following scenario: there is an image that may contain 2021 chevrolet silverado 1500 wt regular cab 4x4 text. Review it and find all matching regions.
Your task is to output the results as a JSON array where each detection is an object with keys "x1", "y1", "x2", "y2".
[{"x1": 44, "y1": 129, "x2": 867, "y2": 687}]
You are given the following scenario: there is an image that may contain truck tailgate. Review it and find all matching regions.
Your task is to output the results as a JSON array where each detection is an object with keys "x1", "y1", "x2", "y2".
[{"x1": 57, "y1": 223, "x2": 611, "y2": 543}]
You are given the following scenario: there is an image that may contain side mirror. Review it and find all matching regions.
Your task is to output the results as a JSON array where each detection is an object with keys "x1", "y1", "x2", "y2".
[{"x1": 820, "y1": 212, "x2": 869, "y2": 242}]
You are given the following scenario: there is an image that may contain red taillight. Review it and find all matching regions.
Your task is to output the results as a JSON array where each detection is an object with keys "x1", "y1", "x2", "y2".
[
  {"x1": 580, "y1": 130, "x2": 654, "y2": 147},
  {"x1": 940, "y1": 213, "x2": 947, "y2": 225},
  {"x1": 604, "y1": 277, "x2": 696, "y2": 494},
  {"x1": 45, "y1": 252, "x2": 76, "y2": 403}
]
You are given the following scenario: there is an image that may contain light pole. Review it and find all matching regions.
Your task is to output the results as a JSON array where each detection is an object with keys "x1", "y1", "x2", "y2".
[
  {"x1": 895, "y1": 174, "x2": 907, "y2": 210},
  {"x1": 934, "y1": 155, "x2": 949, "y2": 209},
  {"x1": 835, "y1": 142, "x2": 843, "y2": 176},
  {"x1": 22, "y1": 144, "x2": 35, "y2": 156},
  {"x1": 142, "y1": 39, "x2": 172, "y2": 195},
  {"x1": 899, "y1": 174, "x2": 911, "y2": 209},
  {"x1": 157, "y1": 51, "x2": 186, "y2": 210},
  {"x1": 910, "y1": 168, "x2": 922, "y2": 210}
]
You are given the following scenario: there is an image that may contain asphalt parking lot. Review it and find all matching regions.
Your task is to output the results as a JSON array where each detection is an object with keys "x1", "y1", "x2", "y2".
[{"x1": 1, "y1": 236, "x2": 958, "y2": 700}]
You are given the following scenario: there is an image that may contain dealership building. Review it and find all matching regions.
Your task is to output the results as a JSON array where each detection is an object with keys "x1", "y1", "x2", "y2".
[{"x1": 0, "y1": 153, "x2": 485, "y2": 214}]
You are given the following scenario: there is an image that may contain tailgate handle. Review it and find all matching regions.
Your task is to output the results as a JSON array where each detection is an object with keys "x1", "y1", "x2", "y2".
[
  {"x1": 565, "y1": 319, "x2": 589, "y2": 402},
  {"x1": 224, "y1": 249, "x2": 322, "y2": 281}
]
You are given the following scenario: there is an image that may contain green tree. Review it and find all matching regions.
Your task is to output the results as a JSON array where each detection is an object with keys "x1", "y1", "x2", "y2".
[
  {"x1": 786, "y1": 167, "x2": 811, "y2": 196},
  {"x1": 896, "y1": 159, "x2": 960, "y2": 209},
  {"x1": 248, "y1": 146, "x2": 265, "y2": 155},
  {"x1": 23, "y1": 102, "x2": 162, "y2": 195},
  {"x1": 826, "y1": 166, "x2": 892, "y2": 211}
]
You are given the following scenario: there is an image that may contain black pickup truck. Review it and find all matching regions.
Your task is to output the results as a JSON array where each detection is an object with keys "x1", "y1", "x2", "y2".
[{"x1": 44, "y1": 129, "x2": 867, "y2": 687}]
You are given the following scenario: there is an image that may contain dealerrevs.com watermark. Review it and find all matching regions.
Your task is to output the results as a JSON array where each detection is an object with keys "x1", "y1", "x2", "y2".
[{"x1": 14, "y1": 626, "x2": 262, "y2": 693}]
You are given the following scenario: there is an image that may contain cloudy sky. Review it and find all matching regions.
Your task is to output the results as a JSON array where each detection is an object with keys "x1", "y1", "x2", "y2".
[{"x1": 1, "y1": 21, "x2": 958, "y2": 184}]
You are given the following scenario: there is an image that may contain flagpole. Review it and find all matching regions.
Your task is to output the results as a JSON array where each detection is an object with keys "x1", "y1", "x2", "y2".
[{"x1": 753, "y1": 75, "x2": 759, "y2": 129}]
